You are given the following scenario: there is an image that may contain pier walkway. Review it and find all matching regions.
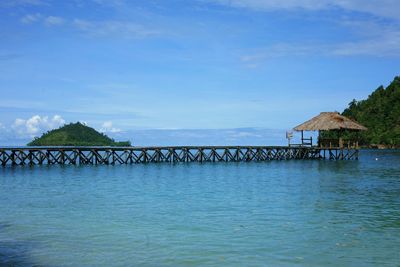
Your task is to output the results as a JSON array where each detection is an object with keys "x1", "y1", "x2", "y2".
[{"x1": 0, "y1": 146, "x2": 359, "y2": 166}]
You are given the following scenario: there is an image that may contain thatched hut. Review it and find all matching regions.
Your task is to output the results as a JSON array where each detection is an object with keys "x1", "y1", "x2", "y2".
[{"x1": 293, "y1": 112, "x2": 367, "y2": 148}]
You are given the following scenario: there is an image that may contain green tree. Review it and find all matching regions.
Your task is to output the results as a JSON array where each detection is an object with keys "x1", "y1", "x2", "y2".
[{"x1": 338, "y1": 76, "x2": 400, "y2": 147}]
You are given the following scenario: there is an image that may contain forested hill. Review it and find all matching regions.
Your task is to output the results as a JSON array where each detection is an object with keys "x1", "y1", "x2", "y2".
[
  {"x1": 342, "y1": 76, "x2": 400, "y2": 146},
  {"x1": 28, "y1": 122, "x2": 131, "y2": 146}
]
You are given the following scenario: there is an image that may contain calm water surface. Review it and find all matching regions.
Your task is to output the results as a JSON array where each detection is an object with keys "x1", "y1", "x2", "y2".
[{"x1": 0, "y1": 150, "x2": 399, "y2": 266}]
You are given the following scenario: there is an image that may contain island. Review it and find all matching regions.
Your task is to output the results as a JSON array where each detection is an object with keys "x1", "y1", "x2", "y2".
[{"x1": 27, "y1": 122, "x2": 131, "y2": 147}]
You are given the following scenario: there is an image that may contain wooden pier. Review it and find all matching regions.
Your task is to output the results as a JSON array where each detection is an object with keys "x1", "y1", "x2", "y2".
[{"x1": 0, "y1": 146, "x2": 359, "y2": 166}]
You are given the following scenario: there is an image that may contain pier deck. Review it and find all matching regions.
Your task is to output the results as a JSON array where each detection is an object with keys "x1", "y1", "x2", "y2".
[{"x1": 0, "y1": 146, "x2": 359, "y2": 166}]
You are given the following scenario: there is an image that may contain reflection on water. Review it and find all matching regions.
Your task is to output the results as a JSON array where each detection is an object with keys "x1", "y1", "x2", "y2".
[{"x1": 0, "y1": 150, "x2": 399, "y2": 266}]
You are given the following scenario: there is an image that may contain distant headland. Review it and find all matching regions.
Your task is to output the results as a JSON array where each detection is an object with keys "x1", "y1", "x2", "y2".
[
  {"x1": 27, "y1": 122, "x2": 131, "y2": 147},
  {"x1": 324, "y1": 76, "x2": 400, "y2": 148}
]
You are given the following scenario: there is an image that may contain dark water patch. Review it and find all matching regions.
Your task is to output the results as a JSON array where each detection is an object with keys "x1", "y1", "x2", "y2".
[
  {"x1": 0, "y1": 240, "x2": 41, "y2": 267},
  {"x1": 0, "y1": 223, "x2": 12, "y2": 231},
  {"x1": 0, "y1": 222, "x2": 43, "y2": 266}
]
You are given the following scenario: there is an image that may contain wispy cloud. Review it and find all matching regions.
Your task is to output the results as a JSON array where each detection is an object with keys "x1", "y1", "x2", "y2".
[
  {"x1": 19, "y1": 14, "x2": 158, "y2": 39},
  {"x1": 20, "y1": 13, "x2": 41, "y2": 24},
  {"x1": 240, "y1": 42, "x2": 326, "y2": 66},
  {"x1": 91, "y1": 0, "x2": 126, "y2": 8},
  {"x1": 20, "y1": 14, "x2": 65, "y2": 26},
  {"x1": 332, "y1": 19, "x2": 400, "y2": 56},
  {"x1": 210, "y1": 0, "x2": 329, "y2": 11},
  {"x1": 72, "y1": 19, "x2": 160, "y2": 38},
  {"x1": 44, "y1": 16, "x2": 64, "y2": 26},
  {"x1": 332, "y1": 0, "x2": 400, "y2": 20},
  {"x1": 0, "y1": 0, "x2": 44, "y2": 8},
  {"x1": 210, "y1": 0, "x2": 400, "y2": 20},
  {"x1": 332, "y1": 36, "x2": 400, "y2": 57},
  {"x1": 240, "y1": 18, "x2": 400, "y2": 67}
]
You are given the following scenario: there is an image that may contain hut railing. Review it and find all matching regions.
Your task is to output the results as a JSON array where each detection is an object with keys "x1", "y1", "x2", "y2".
[
  {"x1": 301, "y1": 136, "x2": 313, "y2": 146},
  {"x1": 318, "y1": 138, "x2": 359, "y2": 149},
  {"x1": 289, "y1": 137, "x2": 313, "y2": 147}
]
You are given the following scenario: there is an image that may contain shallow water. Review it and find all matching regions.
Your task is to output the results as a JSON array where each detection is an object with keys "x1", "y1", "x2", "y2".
[{"x1": 0, "y1": 150, "x2": 399, "y2": 266}]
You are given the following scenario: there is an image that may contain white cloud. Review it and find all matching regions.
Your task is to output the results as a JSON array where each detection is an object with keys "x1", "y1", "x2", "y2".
[
  {"x1": 100, "y1": 121, "x2": 121, "y2": 133},
  {"x1": 20, "y1": 13, "x2": 41, "y2": 24},
  {"x1": 91, "y1": 0, "x2": 125, "y2": 7},
  {"x1": 44, "y1": 16, "x2": 64, "y2": 26},
  {"x1": 206, "y1": 1, "x2": 400, "y2": 65},
  {"x1": 102, "y1": 121, "x2": 113, "y2": 129},
  {"x1": 0, "y1": 0, "x2": 44, "y2": 8},
  {"x1": 332, "y1": 0, "x2": 400, "y2": 20},
  {"x1": 52, "y1": 115, "x2": 65, "y2": 125},
  {"x1": 19, "y1": 13, "x2": 158, "y2": 39},
  {"x1": 240, "y1": 20, "x2": 400, "y2": 66},
  {"x1": 20, "y1": 14, "x2": 64, "y2": 26},
  {"x1": 331, "y1": 21, "x2": 400, "y2": 56},
  {"x1": 240, "y1": 42, "x2": 325, "y2": 66},
  {"x1": 211, "y1": 0, "x2": 330, "y2": 11},
  {"x1": 210, "y1": 0, "x2": 400, "y2": 20},
  {"x1": 72, "y1": 19, "x2": 159, "y2": 38},
  {"x1": 332, "y1": 37, "x2": 400, "y2": 56},
  {"x1": 11, "y1": 115, "x2": 65, "y2": 138},
  {"x1": 228, "y1": 131, "x2": 262, "y2": 138}
]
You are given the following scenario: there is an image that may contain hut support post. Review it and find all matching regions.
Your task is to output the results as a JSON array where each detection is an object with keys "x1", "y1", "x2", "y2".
[
  {"x1": 318, "y1": 130, "x2": 321, "y2": 148},
  {"x1": 339, "y1": 129, "x2": 344, "y2": 149}
]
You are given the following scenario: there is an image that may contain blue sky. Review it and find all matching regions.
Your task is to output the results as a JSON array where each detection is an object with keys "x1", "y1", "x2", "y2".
[{"x1": 0, "y1": 0, "x2": 399, "y2": 144}]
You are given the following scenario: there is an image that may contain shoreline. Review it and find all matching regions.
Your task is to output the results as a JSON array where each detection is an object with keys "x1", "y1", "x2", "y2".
[{"x1": 362, "y1": 145, "x2": 400, "y2": 149}]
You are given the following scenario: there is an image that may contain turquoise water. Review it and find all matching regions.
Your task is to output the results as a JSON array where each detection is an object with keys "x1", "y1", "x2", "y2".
[{"x1": 0, "y1": 150, "x2": 399, "y2": 266}]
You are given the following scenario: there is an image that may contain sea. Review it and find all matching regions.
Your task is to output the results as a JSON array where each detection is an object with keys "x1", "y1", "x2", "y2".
[{"x1": 0, "y1": 149, "x2": 399, "y2": 266}]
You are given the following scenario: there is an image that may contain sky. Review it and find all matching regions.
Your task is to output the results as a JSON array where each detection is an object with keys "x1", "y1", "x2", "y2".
[{"x1": 0, "y1": 0, "x2": 399, "y2": 145}]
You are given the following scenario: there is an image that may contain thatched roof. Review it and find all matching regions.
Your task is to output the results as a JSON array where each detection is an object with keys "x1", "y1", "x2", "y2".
[{"x1": 293, "y1": 112, "x2": 367, "y2": 131}]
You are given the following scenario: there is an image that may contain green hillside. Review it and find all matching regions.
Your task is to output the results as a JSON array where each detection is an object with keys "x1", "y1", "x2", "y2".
[
  {"x1": 28, "y1": 122, "x2": 131, "y2": 146},
  {"x1": 341, "y1": 76, "x2": 400, "y2": 146}
]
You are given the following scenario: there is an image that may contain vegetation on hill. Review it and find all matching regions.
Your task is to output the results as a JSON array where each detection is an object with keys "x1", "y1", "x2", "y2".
[
  {"x1": 328, "y1": 76, "x2": 400, "y2": 147},
  {"x1": 28, "y1": 122, "x2": 131, "y2": 146}
]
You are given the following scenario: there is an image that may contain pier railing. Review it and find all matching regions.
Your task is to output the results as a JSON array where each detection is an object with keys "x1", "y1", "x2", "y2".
[{"x1": 0, "y1": 146, "x2": 359, "y2": 166}]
